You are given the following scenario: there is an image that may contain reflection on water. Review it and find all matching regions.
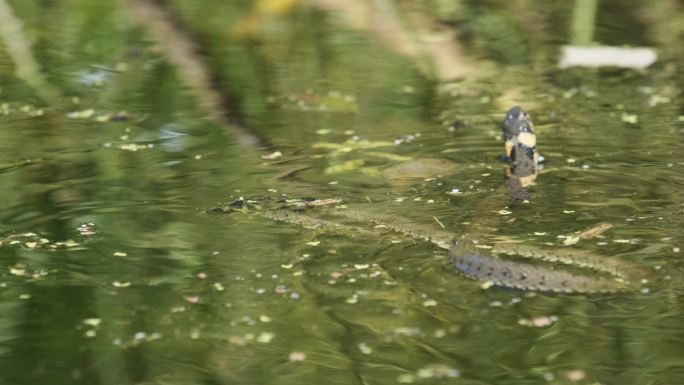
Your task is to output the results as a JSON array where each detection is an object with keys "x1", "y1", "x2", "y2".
[{"x1": 1, "y1": 1, "x2": 684, "y2": 384}]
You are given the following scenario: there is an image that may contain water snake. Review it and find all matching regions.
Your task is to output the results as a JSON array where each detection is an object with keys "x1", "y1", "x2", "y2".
[{"x1": 212, "y1": 107, "x2": 651, "y2": 293}]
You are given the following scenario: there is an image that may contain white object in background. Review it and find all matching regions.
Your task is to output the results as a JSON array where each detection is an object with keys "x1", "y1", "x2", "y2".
[{"x1": 559, "y1": 46, "x2": 657, "y2": 69}]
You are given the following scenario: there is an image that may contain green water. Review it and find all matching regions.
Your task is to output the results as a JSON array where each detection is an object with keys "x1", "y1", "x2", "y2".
[{"x1": 1, "y1": 1, "x2": 684, "y2": 384}]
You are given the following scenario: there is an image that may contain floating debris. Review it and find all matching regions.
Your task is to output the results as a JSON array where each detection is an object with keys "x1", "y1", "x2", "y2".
[
  {"x1": 0, "y1": 232, "x2": 84, "y2": 251},
  {"x1": 518, "y1": 315, "x2": 558, "y2": 327},
  {"x1": 416, "y1": 364, "x2": 460, "y2": 379},
  {"x1": 256, "y1": 332, "x2": 275, "y2": 343},
  {"x1": 577, "y1": 223, "x2": 613, "y2": 239},
  {"x1": 289, "y1": 351, "x2": 306, "y2": 362},
  {"x1": 345, "y1": 294, "x2": 359, "y2": 304},
  {"x1": 275, "y1": 285, "x2": 288, "y2": 294},
  {"x1": 422, "y1": 299, "x2": 437, "y2": 307},
  {"x1": 117, "y1": 143, "x2": 154, "y2": 152},
  {"x1": 565, "y1": 369, "x2": 586, "y2": 381},
  {"x1": 559, "y1": 45, "x2": 657, "y2": 69},
  {"x1": 358, "y1": 342, "x2": 373, "y2": 354},
  {"x1": 76, "y1": 223, "x2": 97, "y2": 236},
  {"x1": 261, "y1": 151, "x2": 283, "y2": 160},
  {"x1": 621, "y1": 112, "x2": 639, "y2": 124},
  {"x1": 9, "y1": 265, "x2": 25, "y2": 276},
  {"x1": 83, "y1": 318, "x2": 102, "y2": 327}
]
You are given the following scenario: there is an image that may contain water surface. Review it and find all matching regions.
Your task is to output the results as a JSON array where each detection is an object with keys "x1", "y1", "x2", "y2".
[{"x1": 1, "y1": 1, "x2": 684, "y2": 384}]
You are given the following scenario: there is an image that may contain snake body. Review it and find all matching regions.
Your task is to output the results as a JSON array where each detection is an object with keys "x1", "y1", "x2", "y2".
[{"x1": 211, "y1": 107, "x2": 650, "y2": 293}]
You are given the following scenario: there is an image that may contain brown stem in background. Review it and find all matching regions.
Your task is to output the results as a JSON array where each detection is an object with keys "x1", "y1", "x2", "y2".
[
  {"x1": 124, "y1": 0, "x2": 271, "y2": 149},
  {"x1": 305, "y1": 0, "x2": 471, "y2": 81}
]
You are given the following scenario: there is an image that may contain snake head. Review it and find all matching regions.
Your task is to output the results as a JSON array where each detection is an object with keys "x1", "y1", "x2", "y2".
[{"x1": 503, "y1": 106, "x2": 535, "y2": 145}]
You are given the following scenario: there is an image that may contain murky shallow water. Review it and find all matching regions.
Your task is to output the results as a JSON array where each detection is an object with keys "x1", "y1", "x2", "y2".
[{"x1": 1, "y1": 1, "x2": 684, "y2": 384}]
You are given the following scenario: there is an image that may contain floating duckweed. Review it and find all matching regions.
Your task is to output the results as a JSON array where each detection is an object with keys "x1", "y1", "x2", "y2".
[
  {"x1": 83, "y1": 318, "x2": 102, "y2": 327},
  {"x1": 519, "y1": 315, "x2": 558, "y2": 327},
  {"x1": 261, "y1": 151, "x2": 282, "y2": 160},
  {"x1": 565, "y1": 369, "x2": 586, "y2": 381},
  {"x1": 256, "y1": 332, "x2": 275, "y2": 343},
  {"x1": 422, "y1": 299, "x2": 437, "y2": 307},
  {"x1": 118, "y1": 143, "x2": 153, "y2": 152},
  {"x1": 621, "y1": 112, "x2": 638, "y2": 124},
  {"x1": 417, "y1": 364, "x2": 460, "y2": 378},
  {"x1": 274, "y1": 285, "x2": 287, "y2": 294},
  {"x1": 358, "y1": 342, "x2": 373, "y2": 354},
  {"x1": 289, "y1": 351, "x2": 306, "y2": 362}
]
